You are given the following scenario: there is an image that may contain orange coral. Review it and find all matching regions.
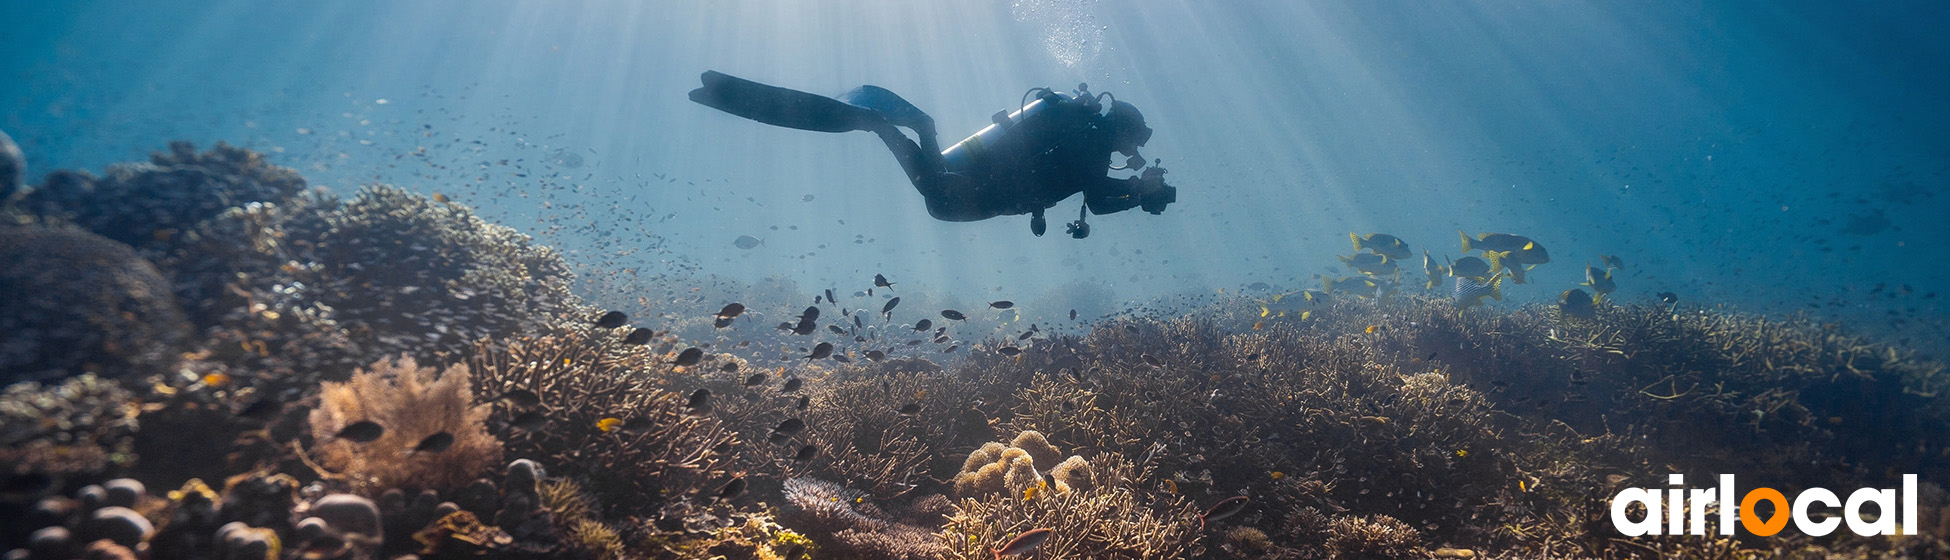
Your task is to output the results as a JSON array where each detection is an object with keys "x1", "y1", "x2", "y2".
[{"x1": 307, "y1": 356, "x2": 501, "y2": 493}]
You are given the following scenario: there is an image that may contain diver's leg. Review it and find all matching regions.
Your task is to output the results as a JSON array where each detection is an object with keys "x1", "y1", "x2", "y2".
[
  {"x1": 840, "y1": 85, "x2": 944, "y2": 164},
  {"x1": 864, "y1": 123, "x2": 944, "y2": 199}
]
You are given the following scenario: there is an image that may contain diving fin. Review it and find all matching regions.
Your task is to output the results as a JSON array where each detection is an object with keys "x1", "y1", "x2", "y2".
[{"x1": 690, "y1": 71, "x2": 885, "y2": 133}]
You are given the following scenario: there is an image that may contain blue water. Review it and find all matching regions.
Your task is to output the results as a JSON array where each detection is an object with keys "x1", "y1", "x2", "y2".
[{"x1": 5, "y1": 0, "x2": 1946, "y2": 351}]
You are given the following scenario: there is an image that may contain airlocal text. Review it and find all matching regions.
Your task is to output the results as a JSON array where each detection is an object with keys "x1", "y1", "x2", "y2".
[{"x1": 1611, "y1": 474, "x2": 1918, "y2": 537}]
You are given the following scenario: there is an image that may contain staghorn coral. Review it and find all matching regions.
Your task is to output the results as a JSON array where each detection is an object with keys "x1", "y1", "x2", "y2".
[
  {"x1": 468, "y1": 330, "x2": 733, "y2": 517},
  {"x1": 796, "y1": 368, "x2": 994, "y2": 500},
  {"x1": 938, "y1": 451, "x2": 1199, "y2": 560},
  {"x1": 778, "y1": 477, "x2": 936, "y2": 560},
  {"x1": 307, "y1": 356, "x2": 502, "y2": 493},
  {"x1": 1324, "y1": 514, "x2": 1423, "y2": 560},
  {"x1": 0, "y1": 226, "x2": 188, "y2": 383}
]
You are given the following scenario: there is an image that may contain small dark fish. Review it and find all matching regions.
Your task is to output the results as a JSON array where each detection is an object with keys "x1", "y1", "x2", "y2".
[
  {"x1": 733, "y1": 235, "x2": 763, "y2": 250},
  {"x1": 719, "y1": 476, "x2": 748, "y2": 499},
  {"x1": 236, "y1": 398, "x2": 284, "y2": 420},
  {"x1": 990, "y1": 301, "x2": 1014, "y2": 309},
  {"x1": 716, "y1": 303, "x2": 746, "y2": 319},
  {"x1": 1659, "y1": 291, "x2": 1679, "y2": 305},
  {"x1": 795, "y1": 394, "x2": 811, "y2": 410},
  {"x1": 1600, "y1": 254, "x2": 1625, "y2": 269},
  {"x1": 826, "y1": 289, "x2": 838, "y2": 303},
  {"x1": 1142, "y1": 354, "x2": 1163, "y2": 367},
  {"x1": 882, "y1": 297, "x2": 901, "y2": 318},
  {"x1": 833, "y1": 354, "x2": 851, "y2": 363},
  {"x1": 335, "y1": 421, "x2": 385, "y2": 443},
  {"x1": 898, "y1": 403, "x2": 922, "y2": 416},
  {"x1": 782, "y1": 377, "x2": 803, "y2": 393},
  {"x1": 941, "y1": 309, "x2": 966, "y2": 321},
  {"x1": 823, "y1": 325, "x2": 844, "y2": 335},
  {"x1": 815, "y1": 295, "x2": 823, "y2": 305},
  {"x1": 1017, "y1": 330, "x2": 1034, "y2": 341},
  {"x1": 410, "y1": 432, "x2": 455, "y2": 454},
  {"x1": 934, "y1": 334, "x2": 951, "y2": 344},
  {"x1": 685, "y1": 389, "x2": 712, "y2": 409},
  {"x1": 773, "y1": 418, "x2": 806, "y2": 436},
  {"x1": 720, "y1": 361, "x2": 741, "y2": 373},
  {"x1": 714, "y1": 317, "x2": 734, "y2": 328},
  {"x1": 619, "y1": 416, "x2": 657, "y2": 433},
  {"x1": 793, "y1": 444, "x2": 819, "y2": 461},
  {"x1": 874, "y1": 273, "x2": 895, "y2": 290},
  {"x1": 1070, "y1": 309, "x2": 1078, "y2": 320},
  {"x1": 509, "y1": 410, "x2": 547, "y2": 432},
  {"x1": 745, "y1": 373, "x2": 767, "y2": 387},
  {"x1": 595, "y1": 311, "x2": 628, "y2": 329},
  {"x1": 800, "y1": 306, "x2": 821, "y2": 323},
  {"x1": 943, "y1": 345, "x2": 959, "y2": 353},
  {"x1": 865, "y1": 350, "x2": 886, "y2": 361},
  {"x1": 1200, "y1": 496, "x2": 1250, "y2": 528},
  {"x1": 853, "y1": 315, "x2": 863, "y2": 329},
  {"x1": 807, "y1": 342, "x2": 834, "y2": 360},
  {"x1": 777, "y1": 321, "x2": 794, "y2": 331},
  {"x1": 792, "y1": 319, "x2": 818, "y2": 335},
  {"x1": 913, "y1": 319, "x2": 932, "y2": 331},
  {"x1": 623, "y1": 328, "x2": 654, "y2": 345},
  {"x1": 671, "y1": 347, "x2": 705, "y2": 366},
  {"x1": 998, "y1": 346, "x2": 1022, "y2": 356},
  {"x1": 995, "y1": 528, "x2": 1055, "y2": 557}
]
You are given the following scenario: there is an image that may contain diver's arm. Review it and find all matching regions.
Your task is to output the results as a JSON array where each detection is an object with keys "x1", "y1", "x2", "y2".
[
  {"x1": 1083, "y1": 176, "x2": 1144, "y2": 215},
  {"x1": 1084, "y1": 167, "x2": 1174, "y2": 216}
]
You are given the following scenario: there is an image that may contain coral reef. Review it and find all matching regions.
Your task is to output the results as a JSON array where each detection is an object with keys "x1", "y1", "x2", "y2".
[
  {"x1": 467, "y1": 329, "x2": 734, "y2": 518},
  {"x1": 307, "y1": 356, "x2": 503, "y2": 494},
  {"x1": 9, "y1": 141, "x2": 306, "y2": 255},
  {"x1": 779, "y1": 477, "x2": 937, "y2": 560},
  {"x1": 0, "y1": 226, "x2": 188, "y2": 383},
  {"x1": 5, "y1": 144, "x2": 1950, "y2": 560}
]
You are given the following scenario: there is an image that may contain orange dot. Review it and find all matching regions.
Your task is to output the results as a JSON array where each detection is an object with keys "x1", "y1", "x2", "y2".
[{"x1": 1740, "y1": 488, "x2": 1790, "y2": 536}]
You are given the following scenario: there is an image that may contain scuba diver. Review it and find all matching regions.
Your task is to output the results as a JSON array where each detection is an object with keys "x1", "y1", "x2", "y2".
[{"x1": 688, "y1": 71, "x2": 1176, "y2": 238}]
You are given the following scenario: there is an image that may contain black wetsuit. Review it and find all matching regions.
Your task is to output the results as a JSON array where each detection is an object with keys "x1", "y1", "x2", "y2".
[{"x1": 863, "y1": 92, "x2": 1153, "y2": 223}]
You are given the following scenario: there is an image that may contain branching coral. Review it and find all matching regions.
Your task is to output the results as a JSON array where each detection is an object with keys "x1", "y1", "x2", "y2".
[
  {"x1": 778, "y1": 477, "x2": 934, "y2": 560},
  {"x1": 468, "y1": 330, "x2": 733, "y2": 517},
  {"x1": 937, "y1": 451, "x2": 1198, "y2": 560},
  {"x1": 793, "y1": 368, "x2": 995, "y2": 499},
  {"x1": 307, "y1": 356, "x2": 502, "y2": 493}
]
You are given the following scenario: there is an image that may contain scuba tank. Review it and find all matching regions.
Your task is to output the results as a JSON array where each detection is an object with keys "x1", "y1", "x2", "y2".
[{"x1": 940, "y1": 83, "x2": 1101, "y2": 175}]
